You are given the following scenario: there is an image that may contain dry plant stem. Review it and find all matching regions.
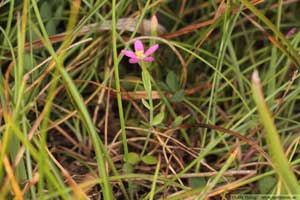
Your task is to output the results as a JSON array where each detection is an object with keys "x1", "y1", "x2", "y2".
[
  {"x1": 127, "y1": 97, "x2": 148, "y2": 121},
  {"x1": 46, "y1": 148, "x2": 88, "y2": 199},
  {"x1": 165, "y1": 170, "x2": 256, "y2": 178},
  {"x1": 183, "y1": 123, "x2": 271, "y2": 163},
  {"x1": 125, "y1": 126, "x2": 216, "y2": 172},
  {"x1": 207, "y1": 173, "x2": 255, "y2": 198},
  {"x1": 185, "y1": 0, "x2": 226, "y2": 67},
  {"x1": 11, "y1": 18, "x2": 166, "y2": 54},
  {"x1": 22, "y1": 172, "x2": 39, "y2": 194},
  {"x1": 92, "y1": 71, "x2": 108, "y2": 125},
  {"x1": 240, "y1": 0, "x2": 300, "y2": 67},
  {"x1": 252, "y1": 70, "x2": 300, "y2": 195},
  {"x1": 3, "y1": 155, "x2": 23, "y2": 199}
]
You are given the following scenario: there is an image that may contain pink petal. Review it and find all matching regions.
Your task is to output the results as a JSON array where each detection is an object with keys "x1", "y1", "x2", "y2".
[
  {"x1": 121, "y1": 50, "x2": 137, "y2": 58},
  {"x1": 134, "y1": 39, "x2": 144, "y2": 52},
  {"x1": 129, "y1": 58, "x2": 139, "y2": 63},
  {"x1": 286, "y1": 27, "x2": 297, "y2": 38},
  {"x1": 144, "y1": 44, "x2": 159, "y2": 57},
  {"x1": 143, "y1": 57, "x2": 154, "y2": 62}
]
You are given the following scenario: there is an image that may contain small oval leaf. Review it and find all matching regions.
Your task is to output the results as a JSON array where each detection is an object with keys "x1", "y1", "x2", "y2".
[
  {"x1": 172, "y1": 116, "x2": 183, "y2": 127},
  {"x1": 188, "y1": 177, "x2": 207, "y2": 189},
  {"x1": 152, "y1": 112, "x2": 164, "y2": 126},
  {"x1": 142, "y1": 99, "x2": 151, "y2": 110},
  {"x1": 170, "y1": 89, "x2": 185, "y2": 102},
  {"x1": 123, "y1": 163, "x2": 134, "y2": 173},
  {"x1": 141, "y1": 155, "x2": 157, "y2": 165},
  {"x1": 258, "y1": 176, "x2": 277, "y2": 193},
  {"x1": 125, "y1": 152, "x2": 140, "y2": 165},
  {"x1": 166, "y1": 71, "x2": 178, "y2": 92}
]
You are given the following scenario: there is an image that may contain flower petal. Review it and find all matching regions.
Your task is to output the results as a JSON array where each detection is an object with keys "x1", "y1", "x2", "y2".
[
  {"x1": 144, "y1": 44, "x2": 159, "y2": 57},
  {"x1": 129, "y1": 58, "x2": 139, "y2": 63},
  {"x1": 134, "y1": 40, "x2": 144, "y2": 52},
  {"x1": 143, "y1": 57, "x2": 154, "y2": 62},
  {"x1": 121, "y1": 50, "x2": 137, "y2": 58}
]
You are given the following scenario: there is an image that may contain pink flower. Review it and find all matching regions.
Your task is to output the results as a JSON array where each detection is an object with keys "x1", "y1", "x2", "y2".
[{"x1": 121, "y1": 39, "x2": 159, "y2": 64}]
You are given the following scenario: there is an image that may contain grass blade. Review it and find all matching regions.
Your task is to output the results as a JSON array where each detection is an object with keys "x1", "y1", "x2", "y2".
[{"x1": 252, "y1": 70, "x2": 300, "y2": 195}]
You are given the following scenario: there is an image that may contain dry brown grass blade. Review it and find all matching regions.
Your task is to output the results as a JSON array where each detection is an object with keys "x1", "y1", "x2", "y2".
[
  {"x1": 161, "y1": 0, "x2": 271, "y2": 40},
  {"x1": 19, "y1": 18, "x2": 167, "y2": 52},
  {"x1": 110, "y1": 83, "x2": 211, "y2": 100},
  {"x1": 3, "y1": 156, "x2": 23, "y2": 199},
  {"x1": 21, "y1": 172, "x2": 39, "y2": 195},
  {"x1": 161, "y1": 0, "x2": 226, "y2": 40},
  {"x1": 184, "y1": 0, "x2": 226, "y2": 67},
  {"x1": 207, "y1": 173, "x2": 256, "y2": 198},
  {"x1": 241, "y1": 11, "x2": 288, "y2": 53},
  {"x1": 161, "y1": 18, "x2": 216, "y2": 40},
  {"x1": 165, "y1": 170, "x2": 256, "y2": 179},
  {"x1": 46, "y1": 148, "x2": 89, "y2": 200},
  {"x1": 35, "y1": 78, "x2": 209, "y2": 105}
]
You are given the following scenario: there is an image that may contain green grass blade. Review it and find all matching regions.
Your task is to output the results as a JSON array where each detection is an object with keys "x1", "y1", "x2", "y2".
[{"x1": 252, "y1": 70, "x2": 300, "y2": 195}]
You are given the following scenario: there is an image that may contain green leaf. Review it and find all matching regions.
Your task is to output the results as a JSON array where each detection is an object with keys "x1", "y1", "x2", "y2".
[
  {"x1": 54, "y1": 5, "x2": 64, "y2": 26},
  {"x1": 258, "y1": 176, "x2": 277, "y2": 193},
  {"x1": 171, "y1": 116, "x2": 183, "y2": 127},
  {"x1": 46, "y1": 20, "x2": 57, "y2": 36},
  {"x1": 142, "y1": 99, "x2": 151, "y2": 110},
  {"x1": 142, "y1": 70, "x2": 152, "y2": 96},
  {"x1": 158, "y1": 81, "x2": 169, "y2": 91},
  {"x1": 125, "y1": 152, "x2": 140, "y2": 165},
  {"x1": 142, "y1": 155, "x2": 157, "y2": 165},
  {"x1": 23, "y1": 53, "x2": 36, "y2": 72},
  {"x1": 188, "y1": 177, "x2": 207, "y2": 189},
  {"x1": 123, "y1": 162, "x2": 134, "y2": 173},
  {"x1": 40, "y1": 1, "x2": 53, "y2": 19},
  {"x1": 166, "y1": 71, "x2": 178, "y2": 92},
  {"x1": 152, "y1": 112, "x2": 164, "y2": 126},
  {"x1": 170, "y1": 89, "x2": 185, "y2": 102}
]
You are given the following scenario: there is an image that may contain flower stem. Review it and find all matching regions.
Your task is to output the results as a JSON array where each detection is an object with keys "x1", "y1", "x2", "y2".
[{"x1": 140, "y1": 63, "x2": 154, "y2": 156}]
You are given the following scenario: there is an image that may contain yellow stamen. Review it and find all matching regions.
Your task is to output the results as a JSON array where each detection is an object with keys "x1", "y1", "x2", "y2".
[{"x1": 135, "y1": 50, "x2": 144, "y2": 58}]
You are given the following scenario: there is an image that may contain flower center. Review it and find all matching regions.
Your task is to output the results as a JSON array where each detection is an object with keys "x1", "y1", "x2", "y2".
[{"x1": 135, "y1": 50, "x2": 144, "y2": 59}]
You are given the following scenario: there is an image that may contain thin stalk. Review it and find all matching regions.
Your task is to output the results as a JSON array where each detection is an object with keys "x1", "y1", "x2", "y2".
[
  {"x1": 140, "y1": 65, "x2": 154, "y2": 156},
  {"x1": 111, "y1": 0, "x2": 128, "y2": 160},
  {"x1": 111, "y1": 0, "x2": 130, "y2": 198},
  {"x1": 149, "y1": 155, "x2": 161, "y2": 200}
]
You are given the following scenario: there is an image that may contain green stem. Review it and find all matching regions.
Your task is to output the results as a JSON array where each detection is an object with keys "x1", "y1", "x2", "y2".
[
  {"x1": 112, "y1": 0, "x2": 128, "y2": 160},
  {"x1": 140, "y1": 64, "x2": 153, "y2": 156},
  {"x1": 111, "y1": 0, "x2": 131, "y2": 198}
]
